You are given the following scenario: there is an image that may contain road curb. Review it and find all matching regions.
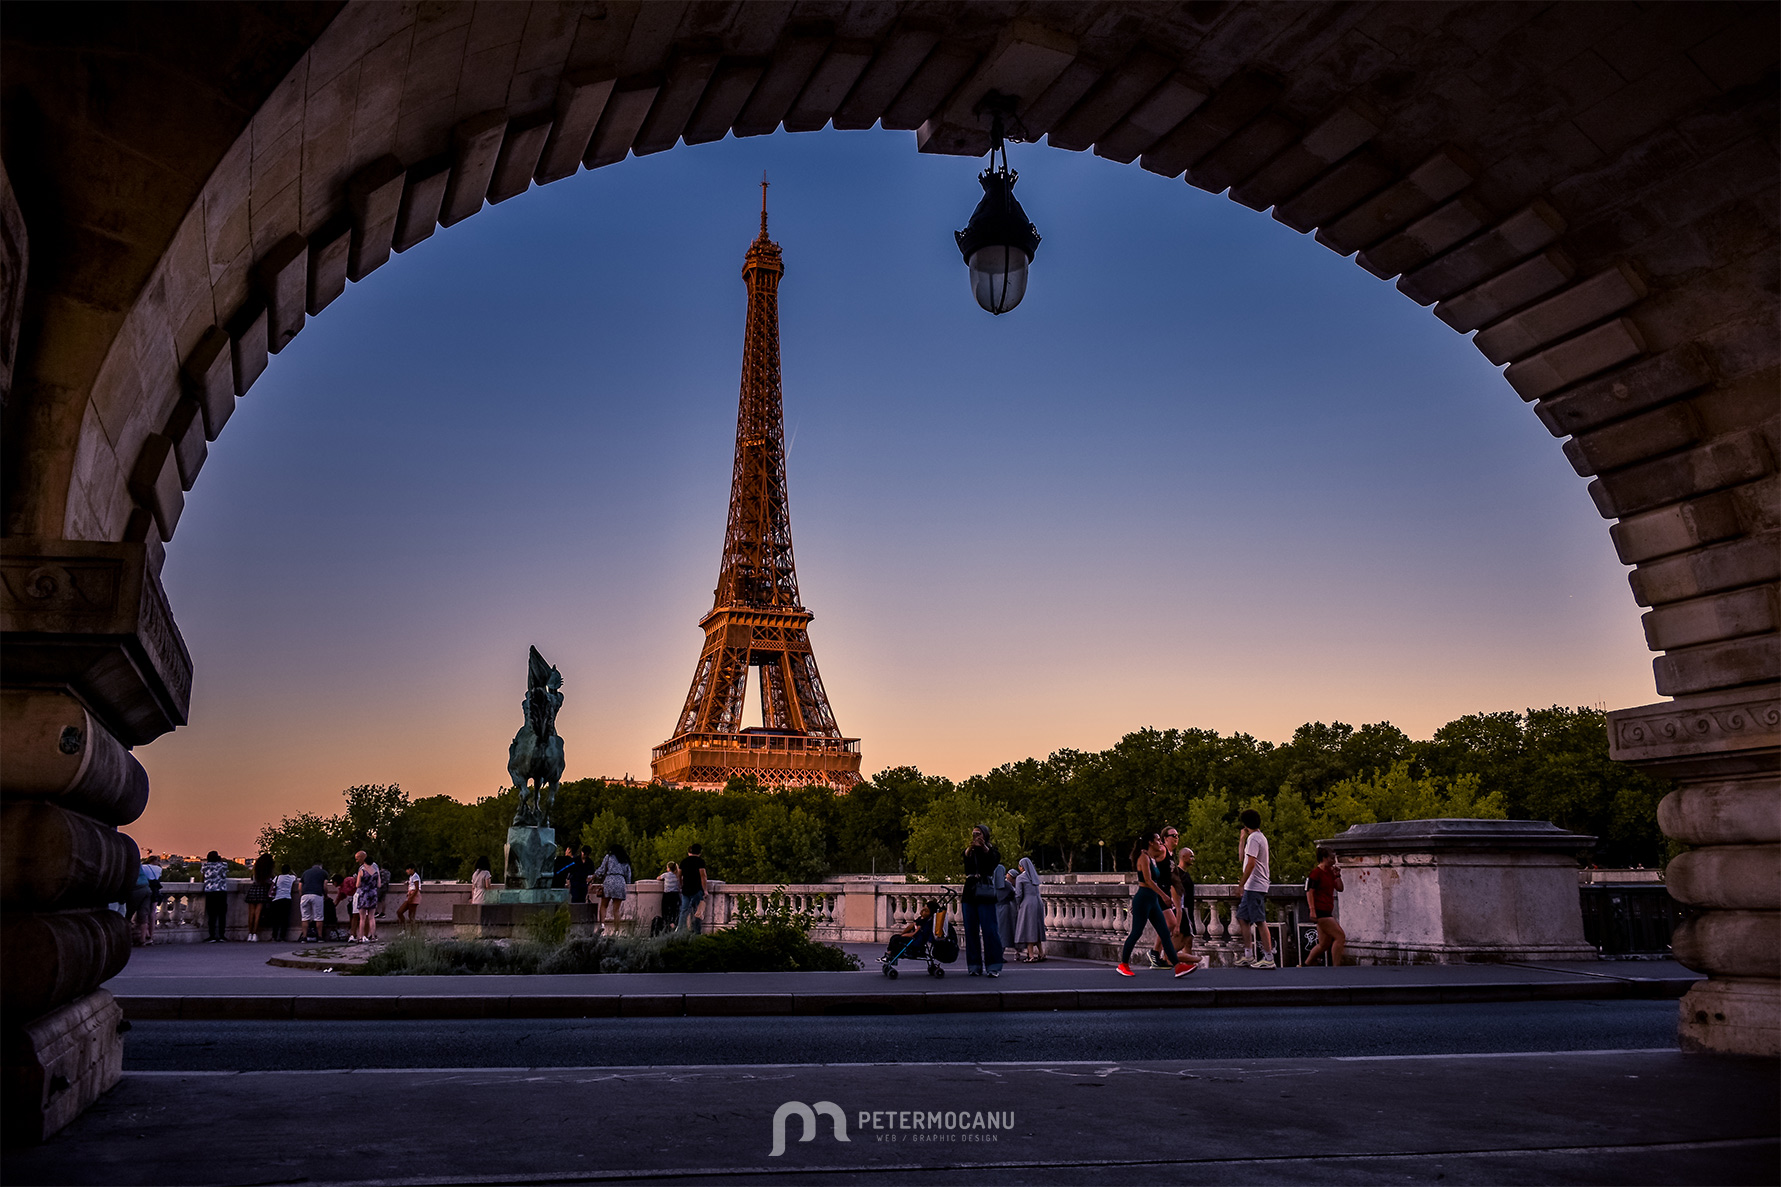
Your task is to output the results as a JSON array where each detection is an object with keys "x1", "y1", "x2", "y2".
[{"x1": 115, "y1": 975, "x2": 1694, "y2": 1022}]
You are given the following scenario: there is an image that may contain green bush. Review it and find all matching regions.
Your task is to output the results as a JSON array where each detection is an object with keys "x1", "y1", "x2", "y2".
[{"x1": 355, "y1": 927, "x2": 858, "y2": 976}]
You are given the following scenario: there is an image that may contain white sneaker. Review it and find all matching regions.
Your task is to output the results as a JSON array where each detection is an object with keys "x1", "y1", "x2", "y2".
[
  {"x1": 247, "y1": 934, "x2": 257, "y2": 942},
  {"x1": 1252, "y1": 955, "x2": 1276, "y2": 969},
  {"x1": 1232, "y1": 954, "x2": 1253, "y2": 967}
]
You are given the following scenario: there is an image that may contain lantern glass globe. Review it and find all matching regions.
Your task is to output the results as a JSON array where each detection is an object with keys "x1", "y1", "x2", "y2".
[{"x1": 966, "y1": 245, "x2": 1030, "y2": 315}]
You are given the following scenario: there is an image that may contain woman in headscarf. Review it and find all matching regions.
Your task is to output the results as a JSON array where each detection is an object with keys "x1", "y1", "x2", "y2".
[
  {"x1": 960, "y1": 824, "x2": 1006, "y2": 976},
  {"x1": 995, "y1": 864, "x2": 1018, "y2": 957},
  {"x1": 1014, "y1": 857, "x2": 1047, "y2": 962}
]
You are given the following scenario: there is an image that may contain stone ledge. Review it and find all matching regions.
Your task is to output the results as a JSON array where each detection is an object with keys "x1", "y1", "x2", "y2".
[
  {"x1": 110, "y1": 972, "x2": 1698, "y2": 1022},
  {"x1": 0, "y1": 540, "x2": 192, "y2": 746},
  {"x1": 1608, "y1": 686, "x2": 1781, "y2": 776}
]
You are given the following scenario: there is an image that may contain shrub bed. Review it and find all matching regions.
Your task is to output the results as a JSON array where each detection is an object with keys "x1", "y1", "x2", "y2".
[{"x1": 357, "y1": 925, "x2": 859, "y2": 976}]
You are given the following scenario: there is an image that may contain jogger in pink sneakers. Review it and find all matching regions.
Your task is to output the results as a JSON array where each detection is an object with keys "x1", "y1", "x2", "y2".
[{"x1": 1116, "y1": 832, "x2": 1196, "y2": 979}]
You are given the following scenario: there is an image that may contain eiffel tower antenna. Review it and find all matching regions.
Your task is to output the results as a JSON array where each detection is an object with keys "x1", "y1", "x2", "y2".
[{"x1": 652, "y1": 208, "x2": 861, "y2": 791}]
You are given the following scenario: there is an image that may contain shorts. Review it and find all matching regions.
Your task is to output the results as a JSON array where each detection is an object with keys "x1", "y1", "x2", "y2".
[
  {"x1": 1234, "y1": 889, "x2": 1268, "y2": 924},
  {"x1": 1315, "y1": 909, "x2": 1334, "y2": 920},
  {"x1": 300, "y1": 894, "x2": 325, "y2": 922}
]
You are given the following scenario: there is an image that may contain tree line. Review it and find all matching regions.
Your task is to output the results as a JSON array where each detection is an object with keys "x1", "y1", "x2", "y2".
[{"x1": 255, "y1": 706, "x2": 1671, "y2": 888}]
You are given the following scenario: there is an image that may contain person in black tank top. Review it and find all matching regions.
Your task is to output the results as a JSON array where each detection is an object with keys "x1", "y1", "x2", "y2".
[{"x1": 1118, "y1": 832, "x2": 1196, "y2": 978}]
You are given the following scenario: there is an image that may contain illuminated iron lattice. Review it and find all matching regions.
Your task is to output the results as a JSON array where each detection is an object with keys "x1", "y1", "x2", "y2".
[{"x1": 651, "y1": 187, "x2": 862, "y2": 791}]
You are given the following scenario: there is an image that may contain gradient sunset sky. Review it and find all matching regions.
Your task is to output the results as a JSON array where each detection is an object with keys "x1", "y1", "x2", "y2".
[{"x1": 133, "y1": 128, "x2": 1658, "y2": 858}]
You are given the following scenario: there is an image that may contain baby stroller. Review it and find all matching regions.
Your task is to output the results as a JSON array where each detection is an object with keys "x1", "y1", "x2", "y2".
[{"x1": 880, "y1": 893, "x2": 960, "y2": 979}]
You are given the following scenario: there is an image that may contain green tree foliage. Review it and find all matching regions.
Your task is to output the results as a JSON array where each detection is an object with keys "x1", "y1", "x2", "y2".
[
  {"x1": 902, "y1": 788, "x2": 1026, "y2": 882},
  {"x1": 249, "y1": 706, "x2": 1668, "y2": 886}
]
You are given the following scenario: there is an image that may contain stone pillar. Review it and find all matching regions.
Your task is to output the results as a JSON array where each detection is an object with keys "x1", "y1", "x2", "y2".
[
  {"x1": 0, "y1": 538, "x2": 190, "y2": 1142},
  {"x1": 1609, "y1": 689, "x2": 1780, "y2": 1056},
  {"x1": 1320, "y1": 819, "x2": 1598, "y2": 964}
]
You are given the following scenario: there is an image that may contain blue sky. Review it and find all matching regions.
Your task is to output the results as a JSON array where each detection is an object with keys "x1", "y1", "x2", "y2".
[{"x1": 135, "y1": 128, "x2": 1654, "y2": 855}]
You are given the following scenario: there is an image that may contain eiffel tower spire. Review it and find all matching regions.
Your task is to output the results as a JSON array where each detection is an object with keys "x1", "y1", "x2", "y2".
[{"x1": 651, "y1": 199, "x2": 861, "y2": 790}]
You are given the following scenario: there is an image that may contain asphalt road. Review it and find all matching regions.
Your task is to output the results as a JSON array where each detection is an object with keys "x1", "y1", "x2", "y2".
[{"x1": 125, "y1": 999, "x2": 1679, "y2": 1070}]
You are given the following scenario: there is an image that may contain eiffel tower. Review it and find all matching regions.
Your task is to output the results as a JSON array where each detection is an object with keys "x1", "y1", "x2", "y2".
[{"x1": 651, "y1": 183, "x2": 861, "y2": 790}]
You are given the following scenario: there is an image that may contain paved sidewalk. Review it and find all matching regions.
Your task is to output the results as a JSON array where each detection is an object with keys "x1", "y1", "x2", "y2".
[
  {"x1": 105, "y1": 940, "x2": 1699, "y2": 1020},
  {"x1": 7, "y1": 1050, "x2": 1774, "y2": 1185}
]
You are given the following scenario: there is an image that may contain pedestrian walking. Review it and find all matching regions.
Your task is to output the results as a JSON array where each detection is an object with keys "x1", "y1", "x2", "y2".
[
  {"x1": 660, "y1": 861, "x2": 682, "y2": 930},
  {"x1": 1233, "y1": 808, "x2": 1276, "y2": 968},
  {"x1": 396, "y1": 863, "x2": 422, "y2": 928},
  {"x1": 592, "y1": 844, "x2": 631, "y2": 932},
  {"x1": 137, "y1": 852, "x2": 164, "y2": 945},
  {"x1": 270, "y1": 864, "x2": 297, "y2": 942},
  {"x1": 1149, "y1": 827, "x2": 1182, "y2": 967},
  {"x1": 678, "y1": 844, "x2": 708, "y2": 932},
  {"x1": 245, "y1": 853, "x2": 273, "y2": 942},
  {"x1": 961, "y1": 825, "x2": 1005, "y2": 977},
  {"x1": 1117, "y1": 833, "x2": 1195, "y2": 978},
  {"x1": 351, "y1": 851, "x2": 381, "y2": 943},
  {"x1": 1303, "y1": 848, "x2": 1346, "y2": 967},
  {"x1": 201, "y1": 851, "x2": 230, "y2": 942},
  {"x1": 298, "y1": 860, "x2": 328, "y2": 943},
  {"x1": 469, "y1": 856, "x2": 493, "y2": 904},
  {"x1": 1013, "y1": 857, "x2": 1046, "y2": 961}
]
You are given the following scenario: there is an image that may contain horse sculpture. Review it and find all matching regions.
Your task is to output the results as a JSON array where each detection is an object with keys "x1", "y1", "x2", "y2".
[{"x1": 508, "y1": 646, "x2": 565, "y2": 828}]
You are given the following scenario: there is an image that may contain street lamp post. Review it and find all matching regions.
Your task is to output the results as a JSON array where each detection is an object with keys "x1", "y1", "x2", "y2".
[{"x1": 1099, "y1": 840, "x2": 1105, "y2": 873}]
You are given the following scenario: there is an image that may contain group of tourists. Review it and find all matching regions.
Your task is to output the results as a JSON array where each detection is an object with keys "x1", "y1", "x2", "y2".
[
  {"x1": 1116, "y1": 809, "x2": 1347, "y2": 974},
  {"x1": 552, "y1": 843, "x2": 638, "y2": 930},
  {"x1": 657, "y1": 843, "x2": 710, "y2": 932},
  {"x1": 951, "y1": 810, "x2": 1347, "y2": 979},
  {"x1": 957, "y1": 825, "x2": 1048, "y2": 976}
]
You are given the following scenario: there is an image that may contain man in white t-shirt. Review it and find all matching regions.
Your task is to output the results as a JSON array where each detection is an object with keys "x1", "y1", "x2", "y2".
[{"x1": 1232, "y1": 808, "x2": 1276, "y2": 968}]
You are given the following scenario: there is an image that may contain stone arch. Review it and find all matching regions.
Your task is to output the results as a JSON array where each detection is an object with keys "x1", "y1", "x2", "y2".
[{"x1": 1, "y1": 3, "x2": 1776, "y2": 1075}]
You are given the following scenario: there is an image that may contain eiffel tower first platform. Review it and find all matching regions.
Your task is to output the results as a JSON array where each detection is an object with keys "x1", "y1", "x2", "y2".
[{"x1": 651, "y1": 188, "x2": 861, "y2": 791}]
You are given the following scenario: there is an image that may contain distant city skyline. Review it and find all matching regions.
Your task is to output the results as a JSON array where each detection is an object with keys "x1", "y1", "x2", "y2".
[{"x1": 132, "y1": 128, "x2": 1655, "y2": 857}]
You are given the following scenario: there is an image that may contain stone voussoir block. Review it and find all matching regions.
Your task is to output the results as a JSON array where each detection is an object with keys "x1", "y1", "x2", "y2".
[
  {"x1": 1534, "y1": 345, "x2": 1713, "y2": 438},
  {"x1": 125, "y1": 434, "x2": 184, "y2": 542},
  {"x1": 251, "y1": 233, "x2": 307, "y2": 353},
  {"x1": 1659, "y1": 781, "x2": 1781, "y2": 846},
  {"x1": 1628, "y1": 531, "x2": 1781, "y2": 607},
  {"x1": 305, "y1": 218, "x2": 352, "y2": 315},
  {"x1": 1590, "y1": 429, "x2": 1774, "y2": 519},
  {"x1": 1357, "y1": 194, "x2": 1492, "y2": 281},
  {"x1": 441, "y1": 111, "x2": 508, "y2": 227},
  {"x1": 161, "y1": 396, "x2": 206, "y2": 490},
  {"x1": 227, "y1": 303, "x2": 269, "y2": 396},
  {"x1": 393, "y1": 158, "x2": 451, "y2": 253},
  {"x1": 536, "y1": 71, "x2": 615, "y2": 182},
  {"x1": 1642, "y1": 586, "x2": 1778, "y2": 651},
  {"x1": 1316, "y1": 146, "x2": 1475, "y2": 256},
  {"x1": 1611, "y1": 489, "x2": 1748, "y2": 564},
  {"x1": 1654, "y1": 632, "x2": 1781, "y2": 697},
  {"x1": 1506, "y1": 318, "x2": 1648, "y2": 402},
  {"x1": 1230, "y1": 99, "x2": 1381, "y2": 212},
  {"x1": 1563, "y1": 402, "x2": 1701, "y2": 476},
  {"x1": 1437, "y1": 248, "x2": 1576, "y2": 334},
  {"x1": 1475, "y1": 263, "x2": 1649, "y2": 365},
  {"x1": 1398, "y1": 200, "x2": 1567, "y2": 306},
  {"x1": 179, "y1": 328, "x2": 234, "y2": 441},
  {"x1": 345, "y1": 155, "x2": 405, "y2": 280}
]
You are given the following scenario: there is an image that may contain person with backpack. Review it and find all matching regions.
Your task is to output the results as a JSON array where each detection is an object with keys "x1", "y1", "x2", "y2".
[
  {"x1": 138, "y1": 853, "x2": 164, "y2": 945},
  {"x1": 351, "y1": 851, "x2": 381, "y2": 943},
  {"x1": 961, "y1": 825, "x2": 1005, "y2": 977}
]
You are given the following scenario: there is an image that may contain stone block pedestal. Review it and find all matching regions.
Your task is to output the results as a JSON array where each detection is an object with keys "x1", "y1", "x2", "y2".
[
  {"x1": 1321, "y1": 819, "x2": 1597, "y2": 964},
  {"x1": 451, "y1": 898, "x2": 597, "y2": 940},
  {"x1": 0, "y1": 989, "x2": 123, "y2": 1145}
]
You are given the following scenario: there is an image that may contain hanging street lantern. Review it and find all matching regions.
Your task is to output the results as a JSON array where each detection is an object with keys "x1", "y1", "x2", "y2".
[{"x1": 955, "y1": 93, "x2": 1040, "y2": 315}]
